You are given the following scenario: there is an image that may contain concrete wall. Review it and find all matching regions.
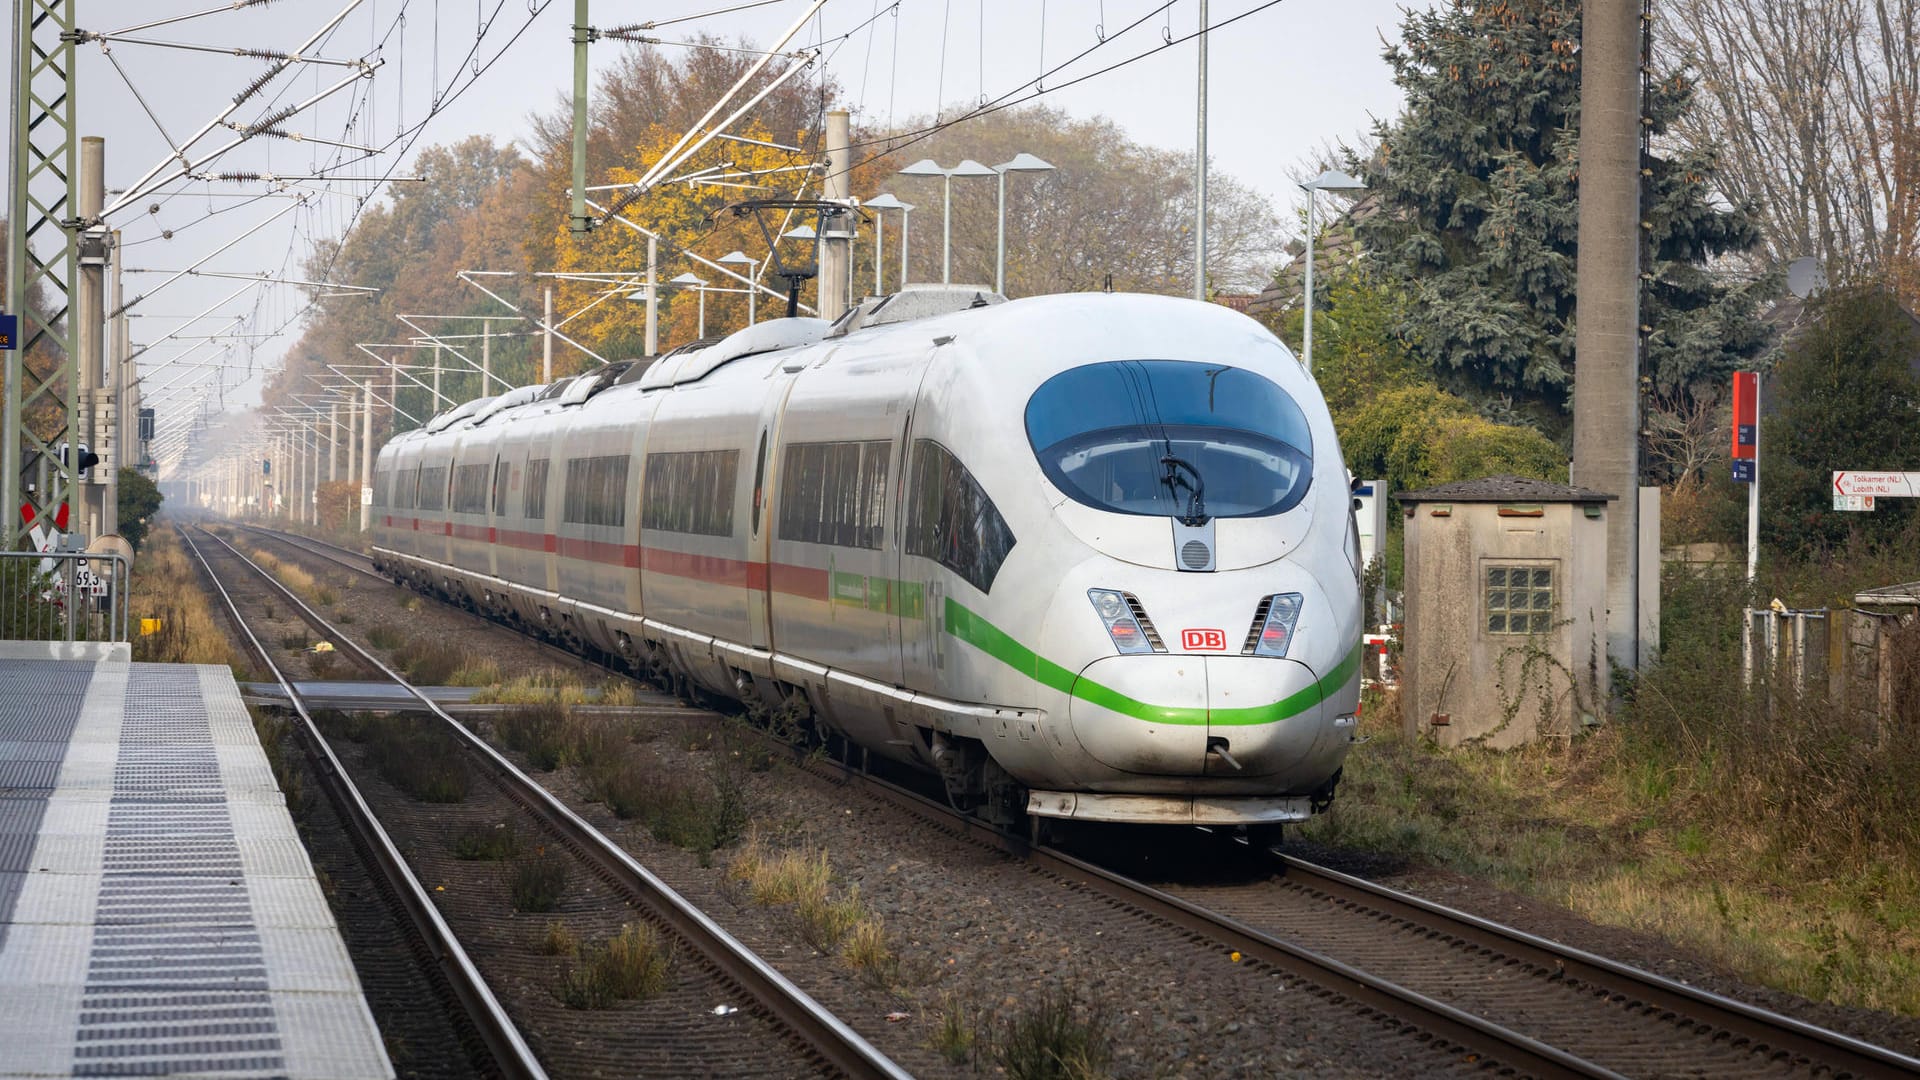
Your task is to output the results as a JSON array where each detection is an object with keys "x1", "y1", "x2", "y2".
[{"x1": 1402, "y1": 501, "x2": 1609, "y2": 748}]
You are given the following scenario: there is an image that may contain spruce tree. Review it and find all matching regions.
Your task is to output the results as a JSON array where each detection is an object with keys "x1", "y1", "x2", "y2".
[{"x1": 1356, "y1": 0, "x2": 1769, "y2": 439}]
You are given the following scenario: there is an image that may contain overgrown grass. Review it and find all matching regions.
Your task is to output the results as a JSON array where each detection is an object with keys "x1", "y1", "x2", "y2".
[
  {"x1": 468, "y1": 668, "x2": 638, "y2": 705},
  {"x1": 494, "y1": 701, "x2": 574, "y2": 770},
  {"x1": 392, "y1": 638, "x2": 466, "y2": 685},
  {"x1": 554, "y1": 924, "x2": 673, "y2": 1009},
  {"x1": 508, "y1": 852, "x2": 569, "y2": 912},
  {"x1": 243, "y1": 545, "x2": 338, "y2": 607},
  {"x1": 128, "y1": 526, "x2": 245, "y2": 668},
  {"x1": 727, "y1": 836, "x2": 892, "y2": 975},
  {"x1": 366, "y1": 624, "x2": 405, "y2": 650},
  {"x1": 1305, "y1": 551, "x2": 1920, "y2": 1015},
  {"x1": 352, "y1": 714, "x2": 469, "y2": 802},
  {"x1": 995, "y1": 990, "x2": 1113, "y2": 1080},
  {"x1": 451, "y1": 821, "x2": 521, "y2": 860},
  {"x1": 580, "y1": 751, "x2": 749, "y2": 858}
]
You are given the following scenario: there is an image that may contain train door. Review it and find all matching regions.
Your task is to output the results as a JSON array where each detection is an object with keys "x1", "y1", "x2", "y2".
[
  {"x1": 747, "y1": 369, "x2": 802, "y2": 654},
  {"x1": 894, "y1": 350, "x2": 944, "y2": 691}
]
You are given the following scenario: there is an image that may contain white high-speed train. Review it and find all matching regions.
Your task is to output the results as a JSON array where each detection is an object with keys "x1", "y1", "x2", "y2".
[{"x1": 371, "y1": 288, "x2": 1362, "y2": 833}]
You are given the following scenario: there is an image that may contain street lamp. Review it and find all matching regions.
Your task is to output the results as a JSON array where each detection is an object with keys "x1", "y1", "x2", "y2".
[
  {"x1": 670, "y1": 272, "x2": 709, "y2": 338},
  {"x1": 718, "y1": 250, "x2": 759, "y2": 326},
  {"x1": 898, "y1": 158, "x2": 995, "y2": 284},
  {"x1": 993, "y1": 153, "x2": 1055, "y2": 296},
  {"x1": 863, "y1": 193, "x2": 914, "y2": 293},
  {"x1": 1298, "y1": 168, "x2": 1367, "y2": 372}
]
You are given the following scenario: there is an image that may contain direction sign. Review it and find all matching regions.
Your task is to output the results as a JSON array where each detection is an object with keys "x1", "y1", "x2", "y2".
[{"x1": 1832, "y1": 472, "x2": 1920, "y2": 498}]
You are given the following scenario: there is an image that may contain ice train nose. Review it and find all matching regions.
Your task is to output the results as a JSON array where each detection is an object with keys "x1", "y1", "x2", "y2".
[{"x1": 1067, "y1": 654, "x2": 1326, "y2": 777}]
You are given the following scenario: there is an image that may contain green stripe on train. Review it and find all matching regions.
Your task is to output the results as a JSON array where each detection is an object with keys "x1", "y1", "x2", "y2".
[{"x1": 943, "y1": 596, "x2": 1360, "y2": 727}]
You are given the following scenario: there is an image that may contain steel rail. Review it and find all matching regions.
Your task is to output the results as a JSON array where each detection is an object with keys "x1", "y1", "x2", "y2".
[
  {"x1": 194, "y1": 524, "x2": 911, "y2": 1080},
  {"x1": 248, "y1": 521, "x2": 1920, "y2": 1077},
  {"x1": 1272, "y1": 854, "x2": 1920, "y2": 1080},
  {"x1": 799, "y1": 757, "x2": 1623, "y2": 1080},
  {"x1": 177, "y1": 525, "x2": 547, "y2": 1080}
]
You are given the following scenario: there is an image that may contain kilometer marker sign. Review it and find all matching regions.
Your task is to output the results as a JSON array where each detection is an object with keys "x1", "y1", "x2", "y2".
[{"x1": 1832, "y1": 471, "x2": 1920, "y2": 511}]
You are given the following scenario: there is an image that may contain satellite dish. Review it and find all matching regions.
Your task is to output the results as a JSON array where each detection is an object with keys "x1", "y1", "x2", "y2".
[{"x1": 1787, "y1": 257, "x2": 1827, "y2": 299}]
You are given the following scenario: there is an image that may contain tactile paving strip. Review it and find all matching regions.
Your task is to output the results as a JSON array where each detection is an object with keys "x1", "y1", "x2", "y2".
[
  {"x1": 71, "y1": 666, "x2": 287, "y2": 1079},
  {"x1": 0, "y1": 661, "x2": 91, "y2": 949}
]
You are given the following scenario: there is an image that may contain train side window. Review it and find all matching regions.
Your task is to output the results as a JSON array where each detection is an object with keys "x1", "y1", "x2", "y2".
[
  {"x1": 395, "y1": 467, "x2": 417, "y2": 510},
  {"x1": 417, "y1": 465, "x2": 449, "y2": 512},
  {"x1": 777, "y1": 439, "x2": 890, "y2": 549},
  {"x1": 641, "y1": 449, "x2": 738, "y2": 537},
  {"x1": 524, "y1": 459, "x2": 550, "y2": 520},
  {"x1": 453, "y1": 463, "x2": 490, "y2": 514},
  {"x1": 904, "y1": 439, "x2": 1016, "y2": 594},
  {"x1": 564, "y1": 455, "x2": 630, "y2": 527},
  {"x1": 491, "y1": 457, "x2": 511, "y2": 517}
]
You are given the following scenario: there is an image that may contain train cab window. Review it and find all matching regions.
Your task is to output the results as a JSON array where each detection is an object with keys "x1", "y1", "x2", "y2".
[
  {"x1": 1024, "y1": 360, "x2": 1314, "y2": 519},
  {"x1": 642, "y1": 449, "x2": 739, "y2": 536},
  {"x1": 779, "y1": 440, "x2": 890, "y2": 549},
  {"x1": 417, "y1": 465, "x2": 449, "y2": 512},
  {"x1": 563, "y1": 455, "x2": 631, "y2": 527},
  {"x1": 904, "y1": 440, "x2": 1016, "y2": 594},
  {"x1": 452, "y1": 463, "x2": 491, "y2": 514},
  {"x1": 491, "y1": 457, "x2": 511, "y2": 517},
  {"x1": 524, "y1": 459, "x2": 550, "y2": 520}
]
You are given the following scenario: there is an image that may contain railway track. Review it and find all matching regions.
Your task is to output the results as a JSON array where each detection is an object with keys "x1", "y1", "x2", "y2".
[
  {"x1": 179, "y1": 525, "x2": 544, "y2": 1079},
  {"x1": 235, "y1": 520, "x2": 1920, "y2": 1079},
  {"x1": 189, "y1": 524, "x2": 909, "y2": 1080}
]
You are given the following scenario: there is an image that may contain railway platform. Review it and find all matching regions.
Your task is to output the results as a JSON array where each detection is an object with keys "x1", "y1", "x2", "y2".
[{"x1": 0, "y1": 641, "x2": 392, "y2": 1079}]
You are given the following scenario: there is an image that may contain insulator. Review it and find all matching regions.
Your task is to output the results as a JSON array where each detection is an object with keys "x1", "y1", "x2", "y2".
[
  {"x1": 216, "y1": 172, "x2": 262, "y2": 182},
  {"x1": 232, "y1": 68, "x2": 277, "y2": 106},
  {"x1": 236, "y1": 48, "x2": 292, "y2": 61},
  {"x1": 248, "y1": 104, "x2": 300, "y2": 134}
]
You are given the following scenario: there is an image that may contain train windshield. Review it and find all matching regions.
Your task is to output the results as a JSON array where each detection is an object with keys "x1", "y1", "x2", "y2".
[{"x1": 1024, "y1": 360, "x2": 1313, "y2": 519}]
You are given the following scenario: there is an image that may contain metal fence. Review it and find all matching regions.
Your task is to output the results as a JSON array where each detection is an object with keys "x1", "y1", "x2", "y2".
[
  {"x1": 0, "y1": 550, "x2": 132, "y2": 643},
  {"x1": 1742, "y1": 605, "x2": 1917, "y2": 734}
]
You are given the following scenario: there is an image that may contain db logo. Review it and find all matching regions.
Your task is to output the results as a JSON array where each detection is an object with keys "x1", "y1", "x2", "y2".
[{"x1": 1181, "y1": 628, "x2": 1228, "y2": 651}]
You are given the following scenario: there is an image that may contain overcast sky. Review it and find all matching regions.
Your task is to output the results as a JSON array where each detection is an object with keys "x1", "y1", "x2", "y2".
[{"x1": 8, "y1": 0, "x2": 1428, "y2": 448}]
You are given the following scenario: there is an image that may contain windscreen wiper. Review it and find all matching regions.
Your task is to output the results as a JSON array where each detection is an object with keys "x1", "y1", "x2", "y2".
[{"x1": 1159, "y1": 455, "x2": 1208, "y2": 526}]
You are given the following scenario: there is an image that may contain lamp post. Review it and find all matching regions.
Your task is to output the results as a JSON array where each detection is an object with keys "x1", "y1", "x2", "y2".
[
  {"x1": 670, "y1": 272, "x2": 709, "y2": 338},
  {"x1": 864, "y1": 193, "x2": 914, "y2": 293},
  {"x1": 899, "y1": 158, "x2": 995, "y2": 284},
  {"x1": 718, "y1": 250, "x2": 759, "y2": 325},
  {"x1": 993, "y1": 153, "x2": 1055, "y2": 296},
  {"x1": 1299, "y1": 169, "x2": 1368, "y2": 372}
]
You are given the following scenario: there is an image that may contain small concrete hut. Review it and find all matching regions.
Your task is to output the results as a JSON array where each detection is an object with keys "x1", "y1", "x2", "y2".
[{"x1": 1395, "y1": 476, "x2": 1615, "y2": 748}]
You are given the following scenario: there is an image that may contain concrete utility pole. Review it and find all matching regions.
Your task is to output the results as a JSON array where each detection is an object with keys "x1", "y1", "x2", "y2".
[
  {"x1": 76, "y1": 135, "x2": 106, "y2": 542},
  {"x1": 542, "y1": 285, "x2": 555, "y2": 381},
  {"x1": 329, "y1": 402, "x2": 339, "y2": 482},
  {"x1": 644, "y1": 235, "x2": 659, "y2": 356},
  {"x1": 1193, "y1": 0, "x2": 1209, "y2": 301},
  {"x1": 820, "y1": 109, "x2": 852, "y2": 321},
  {"x1": 1570, "y1": 0, "x2": 1644, "y2": 677},
  {"x1": 359, "y1": 380, "x2": 372, "y2": 532},
  {"x1": 106, "y1": 228, "x2": 126, "y2": 536}
]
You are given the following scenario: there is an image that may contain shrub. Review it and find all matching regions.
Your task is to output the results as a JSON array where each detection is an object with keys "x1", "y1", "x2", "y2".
[
  {"x1": 364, "y1": 716, "x2": 469, "y2": 802},
  {"x1": 554, "y1": 924, "x2": 672, "y2": 1009},
  {"x1": 508, "y1": 853, "x2": 569, "y2": 913},
  {"x1": 451, "y1": 821, "x2": 520, "y2": 860},
  {"x1": 996, "y1": 991, "x2": 1113, "y2": 1080},
  {"x1": 540, "y1": 921, "x2": 578, "y2": 957},
  {"x1": 495, "y1": 701, "x2": 572, "y2": 770}
]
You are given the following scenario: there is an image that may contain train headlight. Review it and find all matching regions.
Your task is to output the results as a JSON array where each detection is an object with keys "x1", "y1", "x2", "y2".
[
  {"x1": 1088, "y1": 588, "x2": 1157, "y2": 655},
  {"x1": 1248, "y1": 593, "x2": 1303, "y2": 658}
]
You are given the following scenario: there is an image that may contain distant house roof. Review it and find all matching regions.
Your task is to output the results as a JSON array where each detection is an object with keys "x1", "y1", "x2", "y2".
[
  {"x1": 1395, "y1": 475, "x2": 1617, "y2": 503},
  {"x1": 1246, "y1": 192, "x2": 1381, "y2": 320},
  {"x1": 1212, "y1": 293, "x2": 1257, "y2": 313}
]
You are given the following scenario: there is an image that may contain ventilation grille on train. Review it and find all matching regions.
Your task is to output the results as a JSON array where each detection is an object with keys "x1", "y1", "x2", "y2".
[
  {"x1": 1241, "y1": 596, "x2": 1273, "y2": 655},
  {"x1": 1180, "y1": 539, "x2": 1213, "y2": 571},
  {"x1": 1125, "y1": 593, "x2": 1167, "y2": 652}
]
